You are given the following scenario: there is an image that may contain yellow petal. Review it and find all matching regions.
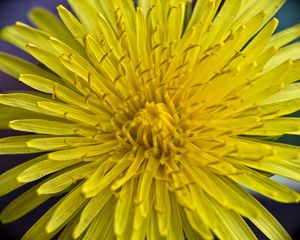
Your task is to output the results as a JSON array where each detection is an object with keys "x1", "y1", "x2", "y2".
[
  {"x1": 114, "y1": 179, "x2": 134, "y2": 236},
  {"x1": 73, "y1": 188, "x2": 113, "y2": 238},
  {"x1": 0, "y1": 135, "x2": 43, "y2": 154},
  {"x1": 28, "y1": 7, "x2": 85, "y2": 55},
  {"x1": 233, "y1": 0, "x2": 285, "y2": 32},
  {"x1": 231, "y1": 167, "x2": 300, "y2": 203},
  {"x1": 180, "y1": 206, "x2": 211, "y2": 240},
  {"x1": 37, "y1": 101, "x2": 100, "y2": 127},
  {"x1": 242, "y1": 118, "x2": 300, "y2": 136},
  {"x1": 88, "y1": 0, "x2": 118, "y2": 32},
  {"x1": 21, "y1": 205, "x2": 58, "y2": 240},
  {"x1": 147, "y1": 209, "x2": 165, "y2": 240},
  {"x1": 37, "y1": 162, "x2": 96, "y2": 195},
  {"x1": 0, "y1": 105, "x2": 47, "y2": 129},
  {"x1": 0, "y1": 52, "x2": 60, "y2": 81},
  {"x1": 111, "y1": 147, "x2": 145, "y2": 190},
  {"x1": 26, "y1": 43, "x2": 74, "y2": 84},
  {"x1": 46, "y1": 184, "x2": 88, "y2": 233},
  {"x1": 155, "y1": 178, "x2": 171, "y2": 236},
  {"x1": 0, "y1": 154, "x2": 46, "y2": 196},
  {"x1": 48, "y1": 140, "x2": 118, "y2": 161},
  {"x1": 249, "y1": 198, "x2": 292, "y2": 240},
  {"x1": 263, "y1": 82, "x2": 300, "y2": 104},
  {"x1": 19, "y1": 74, "x2": 93, "y2": 112},
  {"x1": 17, "y1": 158, "x2": 81, "y2": 182},
  {"x1": 0, "y1": 93, "x2": 61, "y2": 117},
  {"x1": 265, "y1": 42, "x2": 300, "y2": 70},
  {"x1": 209, "y1": 198, "x2": 257, "y2": 240},
  {"x1": 0, "y1": 179, "x2": 51, "y2": 223},
  {"x1": 137, "y1": 155, "x2": 160, "y2": 217},
  {"x1": 206, "y1": 0, "x2": 242, "y2": 45},
  {"x1": 68, "y1": 0, "x2": 101, "y2": 39},
  {"x1": 9, "y1": 119, "x2": 77, "y2": 135},
  {"x1": 57, "y1": 5, "x2": 87, "y2": 45},
  {"x1": 1, "y1": 22, "x2": 53, "y2": 52},
  {"x1": 27, "y1": 136, "x2": 96, "y2": 151},
  {"x1": 182, "y1": 162, "x2": 261, "y2": 218},
  {"x1": 58, "y1": 212, "x2": 81, "y2": 240},
  {"x1": 183, "y1": 208, "x2": 214, "y2": 239},
  {"x1": 267, "y1": 23, "x2": 300, "y2": 49},
  {"x1": 166, "y1": 194, "x2": 184, "y2": 240},
  {"x1": 82, "y1": 198, "x2": 116, "y2": 240},
  {"x1": 81, "y1": 151, "x2": 130, "y2": 197}
]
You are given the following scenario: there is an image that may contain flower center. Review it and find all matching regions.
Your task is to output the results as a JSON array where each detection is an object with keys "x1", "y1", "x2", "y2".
[{"x1": 116, "y1": 101, "x2": 185, "y2": 155}]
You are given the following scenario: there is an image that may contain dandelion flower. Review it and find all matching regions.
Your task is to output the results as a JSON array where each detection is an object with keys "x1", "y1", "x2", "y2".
[{"x1": 1, "y1": 0, "x2": 300, "y2": 239}]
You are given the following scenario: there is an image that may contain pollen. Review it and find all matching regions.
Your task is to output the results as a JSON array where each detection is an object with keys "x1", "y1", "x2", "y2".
[{"x1": 115, "y1": 100, "x2": 185, "y2": 155}]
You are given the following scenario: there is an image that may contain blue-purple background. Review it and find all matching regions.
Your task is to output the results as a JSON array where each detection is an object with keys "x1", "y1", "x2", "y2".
[{"x1": 0, "y1": 0, "x2": 300, "y2": 239}]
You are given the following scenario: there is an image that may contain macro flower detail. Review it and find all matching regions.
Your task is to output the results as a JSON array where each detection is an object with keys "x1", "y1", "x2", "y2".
[{"x1": 0, "y1": 0, "x2": 300, "y2": 239}]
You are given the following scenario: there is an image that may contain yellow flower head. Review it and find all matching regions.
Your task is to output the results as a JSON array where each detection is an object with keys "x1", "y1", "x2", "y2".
[{"x1": 0, "y1": 0, "x2": 300, "y2": 239}]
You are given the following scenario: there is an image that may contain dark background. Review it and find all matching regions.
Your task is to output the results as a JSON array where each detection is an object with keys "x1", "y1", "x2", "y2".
[{"x1": 0, "y1": 0, "x2": 300, "y2": 239}]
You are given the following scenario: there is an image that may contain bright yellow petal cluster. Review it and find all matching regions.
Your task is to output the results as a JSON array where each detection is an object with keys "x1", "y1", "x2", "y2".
[{"x1": 0, "y1": 0, "x2": 300, "y2": 239}]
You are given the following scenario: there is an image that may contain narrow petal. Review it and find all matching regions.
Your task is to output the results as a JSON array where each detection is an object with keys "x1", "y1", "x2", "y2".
[
  {"x1": 9, "y1": 119, "x2": 77, "y2": 135},
  {"x1": 73, "y1": 188, "x2": 113, "y2": 238},
  {"x1": 0, "y1": 179, "x2": 52, "y2": 223},
  {"x1": 230, "y1": 167, "x2": 300, "y2": 203},
  {"x1": 46, "y1": 184, "x2": 88, "y2": 233},
  {"x1": 0, "y1": 135, "x2": 44, "y2": 154},
  {"x1": 37, "y1": 162, "x2": 96, "y2": 195},
  {"x1": 249, "y1": 198, "x2": 292, "y2": 240},
  {"x1": 28, "y1": 7, "x2": 85, "y2": 55},
  {"x1": 0, "y1": 154, "x2": 47, "y2": 196},
  {"x1": 0, "y1": 52, "x2": 60, "y2": 81},
  {"x1": 82, "y1": 198, "x2": 116, "y2": 240},
  {"x1": 17, "y1": 159, "x2": 81, "y2": 182}
]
